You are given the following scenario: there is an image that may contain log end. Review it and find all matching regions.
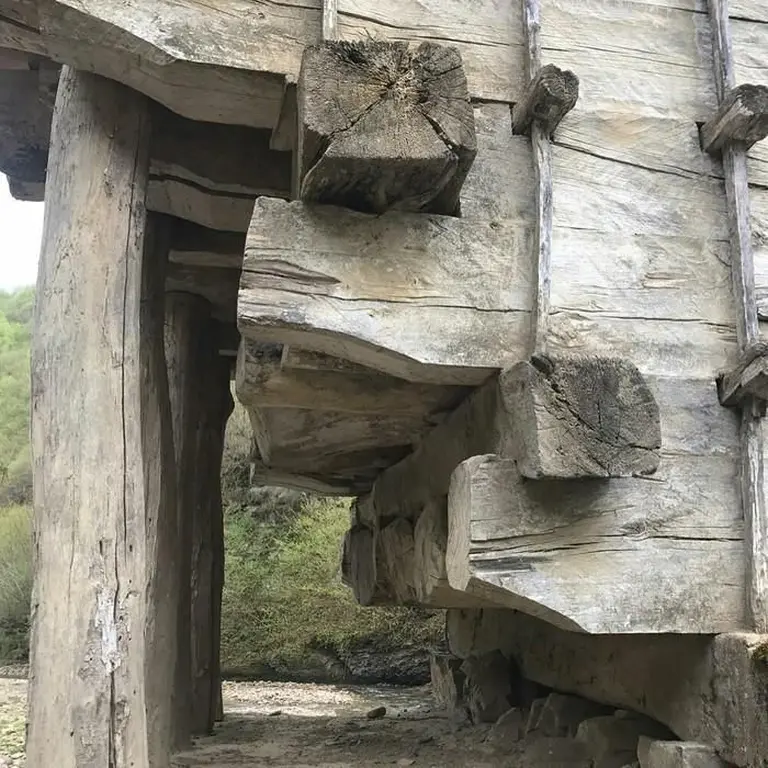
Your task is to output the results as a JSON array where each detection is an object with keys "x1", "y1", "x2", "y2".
[{"x1": 700, "y1": 83, "x2": 768, "y2": 154}]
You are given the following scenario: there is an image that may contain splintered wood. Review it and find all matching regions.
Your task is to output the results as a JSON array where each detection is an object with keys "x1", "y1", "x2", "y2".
[{"x1": 298, "y1": 40, "x2": 476, "y2": 214}]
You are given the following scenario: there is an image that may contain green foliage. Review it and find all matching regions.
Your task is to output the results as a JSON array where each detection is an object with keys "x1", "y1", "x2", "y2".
[
  {"x1": 0, "y1": 288, "x2": 34, "y2": 504},
  {"x1": 0, "y1": 505, "x2": 32, "y2": 663}
]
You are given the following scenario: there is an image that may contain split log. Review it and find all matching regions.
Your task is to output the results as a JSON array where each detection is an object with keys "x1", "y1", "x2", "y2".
[
  {"x1": 512, "y1": 63, "x2": 579, "y2": 138},
  {"x1": 446, "y1": 454, "x2": 745, "y2": 633},
  {"x1": 377, "y1": 518, "x2": 417, "y2": 603},
  {"x1": 28, "y1": 68, "x2": 176, "y2": 767},
  {"x1": 346, "y1": 524, "x2": 392, "y2": 606},
  {"x1": 238, "y1": 197, "x2": 531, "y2": 385},
  {"x1": 717, "y1": 341, "x2": 768, "y2": 408},
  {"x1": 700, "y1": 84, "x2": 768, "y2": 154},
  {"x1": 445, "y1": 609, "x2": 768, "y2": 768},
  {"x1": 298, "y1": 40, "x2": 476, "y2": 215},
  {"x1": 500, "y1": 356, "x2": 661, "y2": 479},
  {"x1": 236, "y1": 339, "x2": 469, "y2": 418}
]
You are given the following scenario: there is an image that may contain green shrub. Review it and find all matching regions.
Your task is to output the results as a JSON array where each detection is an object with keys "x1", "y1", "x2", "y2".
[{"x1": 0, "y1": 504, "x2": 33, "y2": 663}]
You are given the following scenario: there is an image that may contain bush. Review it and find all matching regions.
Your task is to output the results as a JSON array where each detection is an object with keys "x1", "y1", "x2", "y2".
[{"x1": 0, "y1": 505, "x2": 33, "y2": 663}]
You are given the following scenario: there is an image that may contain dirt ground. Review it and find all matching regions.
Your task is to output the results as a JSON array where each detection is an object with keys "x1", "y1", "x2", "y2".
[{"x1": 1, "y1": 676, "x2": 521, "y2": 767}]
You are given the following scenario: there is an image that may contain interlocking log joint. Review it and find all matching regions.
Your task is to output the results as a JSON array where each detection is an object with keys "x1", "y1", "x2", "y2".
[
  {"x1": 700, "y1": 83, "x2": 768, "y2": 154},
  {"x1": 501, "y1": 355, "x2": 661, "y2": 479},
  {"x1": 298, "y1": 40, "x2": 477, "y2": 215},
  {"x1": 512, "y1": 64, "x2": 579, "y2": 138},
  {"x1": 717, "y1": 342, "x2": 768, "y2": 411}
]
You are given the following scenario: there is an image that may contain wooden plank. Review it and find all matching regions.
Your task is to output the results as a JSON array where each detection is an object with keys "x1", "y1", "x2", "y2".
[
  {"x1": 446, "y1": 454, "x2": 745, "y2": 633},
  {"x1": 168, "y1": 220, "x2": 245, "y2": 270},
  {"x1": 238, "y1": 197, "x2": 532, "y2": 384},
  {"x1": 236, "y1": 338, "x2": 469, "y2": 418},
  {"x1": 165, "y1": 262, "x2": 240, "y2": 324},
  {"x1": 322, "y1": 0, "x2": 338, "y2": 41},
  {"x1": 27, "y1": 67, "x2": 175, "y2": 767},
  {"x1": 708, "y1": 0, "x2": 768, "y2": 633}
]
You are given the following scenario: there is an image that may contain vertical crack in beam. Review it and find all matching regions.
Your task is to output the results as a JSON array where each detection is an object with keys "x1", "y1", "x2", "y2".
[
  {"x1": 708, "y1": 0, "x2": 768, "y2": 632},
  {"x1": 322, "y1": 0, "x2": 338, "y2": 42}
]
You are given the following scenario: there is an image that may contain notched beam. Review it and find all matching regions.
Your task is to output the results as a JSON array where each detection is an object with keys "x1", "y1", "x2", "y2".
[
  {"x1": 500, "y1": 355, "x2": 661, "y2": 479},
  {"x1": 298, "y1": 40, "x2": 476, "y2": 215},
  {"x1": 512, "y1": 64, "x2": 579, "y2": 138},
  {"x1": 717, "y1": 341, "x2": 768, "y2": 410},
  {"x1": 700, "y1": 84, "x2": 768, "y2": 154}
]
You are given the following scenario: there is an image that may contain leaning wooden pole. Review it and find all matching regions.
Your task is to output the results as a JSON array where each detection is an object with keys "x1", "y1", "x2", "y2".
[
  {"x1": 28, "y1": 68, "x2": 177, "y2": 767},
  {"x1": 706, "y1": 0, "x2": 768, "y2": 632}
]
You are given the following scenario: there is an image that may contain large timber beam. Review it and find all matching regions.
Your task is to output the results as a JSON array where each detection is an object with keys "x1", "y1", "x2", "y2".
[
  {"x1": 238, "y1": 197, "x2": 532, "y2": 385},
  {"x1": 297, "y1": 40, "x2": 476, "y2": 215},
  {"x1": 446, "y1": 609, "x2": 768, "y2": 768},
  {"x1": 28, "y1": 68, "x2": 176, "y2": 767}
]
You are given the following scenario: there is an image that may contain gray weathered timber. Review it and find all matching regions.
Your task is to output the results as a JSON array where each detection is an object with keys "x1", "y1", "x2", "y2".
[
  {"x1": 500, "y1": 356, "x2": 661, "y2": 478},
  {"x1": 377, "y1": 518, "x2": 417, "y2": 604},
  {"x1": 700, "y1": 84, "x2": 768, "y2": 154},
  {"x1": 249, "y1": 458, "x2": 368, "y2": 496},
  {"x1": 28, "y1": 68, "x2": 175, "y2": 767},
  {"x1": 446, "y1": 610, "x2": 768, "y2": 768},
  {"x1": 717, "y1": 341, "x2": 768, "y2": 407},
  {"x1": 236, "y1": 339, "x2": 468, "y2": 418},
  {"x1": 708, "y1": 0, "x2": 768, "y2": 633},
  {"x1": 346, "y1": 524, "x2": 391, "y2": 606},
  {"x1": 512, "y1": 64, "x2": 579, "y2": 138},
  {"x1": 168, "y1": 220, "x2": 245, "y2": 270},
  {"x1": 166, "y1": 262, "x2": 239, "y2": 324},
  {"x1": 165, "y1": 291, "x2": 205, "y2": 750},
  {"x1": 298, "y1": 40, "x2": 476, "y2": 215},
  {"x1": 238, "y1": 197, "x2": 532, "y2": 385},
  {"x1": 0, "y1": 69, "x2": 50, "y2": 198},
  {"x1": 147, "y1": 106, "x2": 290, "y2": 232},
  {"x1": 446, "y1": 454, "x2": 745, "y2": 633},
  {"x1": 322, "y1": 0, "x2": 338, "y2": 41}
]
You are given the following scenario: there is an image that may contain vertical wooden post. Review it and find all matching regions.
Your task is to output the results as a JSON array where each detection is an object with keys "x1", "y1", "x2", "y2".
[
  {"x1": 322, "y1": 0, "x2": 338, "y2": 41},
  {"x1": 707, "y1": 0, "x2": 768, "y2": 632},
  {"x1": 28, "y1": 67, "x2": 176, "y2": 767},
  {"x1": 166, "y1": 293, "x2": 232, "y2": 735}
]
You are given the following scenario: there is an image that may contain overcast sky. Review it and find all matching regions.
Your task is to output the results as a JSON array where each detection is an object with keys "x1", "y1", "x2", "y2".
[{"x1": 0, "y1": 177, "x2": 44, "y2": 292}]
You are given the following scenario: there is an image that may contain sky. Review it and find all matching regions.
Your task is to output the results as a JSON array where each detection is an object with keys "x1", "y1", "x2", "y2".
[{"x1": 0, "y1": 176, "x2": 44, "y2": 292}]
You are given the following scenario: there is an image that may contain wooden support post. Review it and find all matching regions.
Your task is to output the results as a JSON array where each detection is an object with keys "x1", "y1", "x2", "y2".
[
  {"x1": 165, "y1": 292, "x2": 232, "y2": 736},
  {"x1": 515, "y1": 0, "x2": 578, "y2": 355},
  {"x1": 707, "y1": 0, "x2": 768, "y2": 632},
  {"x1": 297, "y1": 40, "x2": 476, "y2": 214},
  {"x1": 322, "y1": 0, "x2": 338, "y2": 42},
  {"x1": 28, "y1": 67, "x2": 176, "y2": 767}
]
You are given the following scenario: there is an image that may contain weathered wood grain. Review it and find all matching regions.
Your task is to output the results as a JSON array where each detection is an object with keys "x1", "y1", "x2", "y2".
[
  {"x1": 346, "y1": 523, "x2": 391, "y2": 606},
  {"x1": 446, "y1": 454, "x2": 745, "y2": 633},
  {"x1": 701, "y1": 84, "x2": 768, "y2": 154},
  {"x1": 168, "y1": 220, "x2": 245, "y2": 271},
  {"x1": 445, "y1": 610, "x2": 768, "y2": 768},
  {"x1": 512, "y1": 64, "x2": 579, "y2": 138},
  {"x1": 166, "y1": 262, "x2": 240, "y2": 324},
  {"x1": 238, "y1": 197, "x2": 532, "y2": 384},
  {"x1": 708, "y1": 0, "x2": 768, "y2": 633},
  {"x1": 322, "y1": 0, "x2": 338, "y2": 41},
  {"x1": 298, "y1": 41, "x2": 476, "y2": 215},
  {"x1": 28, "y1": 68, "x2": 175, "y2": 767},
  {"x1": 718, "y1": 341, "x2": 768, "y2": 407},
  {"x1": 500, "y1": 356, "x2": 661, "y2": 479},
  {"x1": 236, "y1": 338, "x2": 469, "y2": 418}
]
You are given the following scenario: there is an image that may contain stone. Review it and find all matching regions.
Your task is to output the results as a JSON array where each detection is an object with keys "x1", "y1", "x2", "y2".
[
  {"x1": 525, "y1": 696, "x2": 549, "y2": 735},
  {"x1": 637, "y1": 738, "x2": 730, "y2": 768},
  {"x1": 486, "y1": 707, "x2": 526, "y2": 748},
  {"x1": 366, "y1": 706, "x2": 387, "y2": 719},
  {"x1": 430, "y1": 652, "x2": 465, "y2": 712},
  {"x1": 577, "y1": 715, "x2": 675, "y2": 765},
  {"x1": 460, "y1": 651, "x2": 514, "y2": 723},
  {"x1": 537, "y1": 693, "x2": 612, "y2": 737},
  {"x1": 521, "y1": 737, "x2": 592, "y2": 768}
]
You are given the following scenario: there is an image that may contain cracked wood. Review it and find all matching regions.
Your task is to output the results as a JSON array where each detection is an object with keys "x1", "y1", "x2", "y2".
[{"x1": 298, "y1": 40, "x2": 476, "y2": 215}]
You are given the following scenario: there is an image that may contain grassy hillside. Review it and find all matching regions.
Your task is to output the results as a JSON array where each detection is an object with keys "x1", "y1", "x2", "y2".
[{"x1": 0, "y1": 286, "x2": 441, "y2": 674}]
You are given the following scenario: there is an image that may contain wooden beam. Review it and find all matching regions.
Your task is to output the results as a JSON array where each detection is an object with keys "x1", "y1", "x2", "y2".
[
  {"x1": 717, "y1": 341, "x2": 768, "y2": 408},
  {"x1": 166, "y1": 262, "x2": 239, "y2": 324},
  {"x1": 236, "y1": 338, "x2": 469, "y2": 418},
  {"x1": 147, "y1": 106, "x2": 290, "y2": 232},
  {"x1": 707, "y1": 0, "x2": 768, "y2": 633},
  {"x1": 700, "y1": 84, "x2": 768, "y2": 154},
  {"x1": 28, "y1": 68, "x2": 176, "y2": 767},
  {"x1": 322, "y1": 0, "x2": 338, "y2": 42},
  {"x1": 445, "y1": 610, "x2": 768, "y2": 768},
  {"x1": 238, "y1": 197, "x2": 531, "y2": 385},
  {"x1": 500, "y1": 356, "x2": 661, "y2": 479},
  {"x1": 169, "y1": 219, "x2": 245, "y2": 270},
  {"x1": 512, "y1": 64, "x2": 579, "y2": 138},
  {"x1": 446, "y1": 453, "x2": 745, "y2": 633},
  {"x1": 298, "y1": 40, "x2": 476, "y2": 215}
]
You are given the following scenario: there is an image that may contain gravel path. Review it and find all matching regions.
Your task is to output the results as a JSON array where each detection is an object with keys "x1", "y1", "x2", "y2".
[{"x1": 1, "y1": 676, "x2": 517, "y2": 767}]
